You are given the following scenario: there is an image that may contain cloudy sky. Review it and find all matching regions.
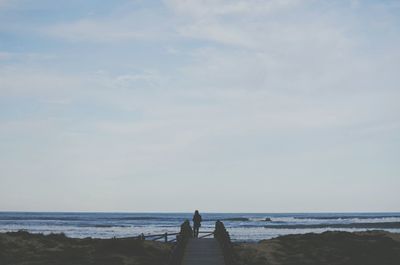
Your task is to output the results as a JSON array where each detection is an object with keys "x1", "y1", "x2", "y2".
[{"x1": 0, "y1": 0, "x2": 399, "y2": 212}]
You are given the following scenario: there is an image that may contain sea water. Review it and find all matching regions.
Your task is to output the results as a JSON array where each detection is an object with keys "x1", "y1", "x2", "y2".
[{"x1": 1, "y1": 212, "x2": 399, "y2": 242}]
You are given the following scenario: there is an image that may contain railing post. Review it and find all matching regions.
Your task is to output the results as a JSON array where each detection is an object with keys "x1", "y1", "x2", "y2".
[
  {"x1": 168, "y1": 220, "x2": 193, "y2": 265},
  {"x1": 164, "y1": 232, "x2": 168, "y2": 242},
  {"x1": 214, "y1": 220, "x2": 233, "y2": 265}
]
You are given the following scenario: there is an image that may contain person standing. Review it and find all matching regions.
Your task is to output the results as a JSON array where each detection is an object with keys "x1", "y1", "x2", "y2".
[{"x1": 192, "y1": 210, "x2": 202, "y2": 238}]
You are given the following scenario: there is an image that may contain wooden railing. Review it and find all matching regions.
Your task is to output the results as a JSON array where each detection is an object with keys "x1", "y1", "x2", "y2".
[
  {"x1": 198, "y1": 230, "x2": 214, "y2": 239},
  {"x1": 214, "y1": 220, "x2": 234, "y2": 265},
  {"x1": 134, "y1": 231, "x2": 180, "y2": 243},
  {"x1": 133, "y1": 220, "x2": 231, "y2": 265},
  {"x1": 168, "y1": 220, "x2": 193, "y2": 265}
]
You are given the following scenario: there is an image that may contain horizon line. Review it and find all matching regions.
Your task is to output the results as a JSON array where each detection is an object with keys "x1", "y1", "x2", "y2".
[{"x1": 1, "y1": 210, "x2": 399, "y2": 214}]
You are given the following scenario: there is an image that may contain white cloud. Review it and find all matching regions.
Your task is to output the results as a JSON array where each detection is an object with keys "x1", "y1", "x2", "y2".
[
  {"x1": 0, "y1": 52, "x2": 57, "y2": 61},
  {"x1": 178, "y1": 19, "x2": 256, "y2": 48},
  {"x1": 161, "y1": 0, "x2": 356, "y2": 67},
  {"x1": 0, "y1": 67, "x2": 85, "y2": 98},
  {"x1": 164, "y1": 0, "x2": 304, "y2": 18},
  {"x1": 44, "y1": 19, "x2": 150, "y2": 42},
  {"x1": 41, "y1": 0, "x2": 307, "y2": 45},
  {"x1": 112, "y1": 72, "x2": 162, "y2": 89},
  {"x1": 42, "y1": 8, "x2": 172, "y2": 42}
]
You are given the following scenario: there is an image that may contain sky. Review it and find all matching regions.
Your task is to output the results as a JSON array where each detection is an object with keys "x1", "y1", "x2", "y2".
[{"x1": 0, "y1": 0, "x2": 399, "y2": 212}]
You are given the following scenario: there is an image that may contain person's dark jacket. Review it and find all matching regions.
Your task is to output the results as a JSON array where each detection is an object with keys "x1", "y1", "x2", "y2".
[{"x1": 193, "y1": 214, "x2": 202, "y2": 228}]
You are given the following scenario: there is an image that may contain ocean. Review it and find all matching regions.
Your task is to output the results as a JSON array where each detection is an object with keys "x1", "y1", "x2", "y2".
[{"x1": 1, "y1": 212, "x2": 399, "y2": 242}]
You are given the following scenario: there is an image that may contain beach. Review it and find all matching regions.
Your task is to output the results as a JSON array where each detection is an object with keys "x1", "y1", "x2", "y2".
[{"x1": 1, "y1": 230, "x2": 400, "y2": 265}]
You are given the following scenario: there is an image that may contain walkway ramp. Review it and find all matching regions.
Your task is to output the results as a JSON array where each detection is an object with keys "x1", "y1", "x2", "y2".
[{"x1": 181, "y1": 238, "x2": 225, "y2": 265}]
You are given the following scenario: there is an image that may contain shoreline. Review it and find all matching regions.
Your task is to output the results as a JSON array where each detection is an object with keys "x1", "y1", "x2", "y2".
[{"x1": 2, "y1": 212, "x2": 400, "y2": 241}]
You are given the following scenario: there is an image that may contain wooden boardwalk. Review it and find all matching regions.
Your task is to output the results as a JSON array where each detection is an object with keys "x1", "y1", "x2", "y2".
[{"x1": 181, "y1": 238, "x2": 225, "y2": 265}]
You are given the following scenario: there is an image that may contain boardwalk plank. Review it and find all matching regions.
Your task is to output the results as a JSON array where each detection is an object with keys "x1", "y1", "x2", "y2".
[{"x1": 181, "y1": 238, "x2": 225, "y2": 265}]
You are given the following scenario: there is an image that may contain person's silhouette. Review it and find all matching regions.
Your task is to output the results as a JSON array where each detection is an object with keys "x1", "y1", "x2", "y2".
[{"x1": 192, "y1": 210, "x2": 202, "y2": 238}]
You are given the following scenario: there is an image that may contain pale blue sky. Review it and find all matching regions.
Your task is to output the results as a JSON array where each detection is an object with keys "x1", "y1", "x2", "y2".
[{"x1": 0, "y1": 0, "x2": 399, "y2": 212}]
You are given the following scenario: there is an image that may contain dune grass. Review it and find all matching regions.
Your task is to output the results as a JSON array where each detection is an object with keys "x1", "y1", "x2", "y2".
[
  {"x1": 234, "y1": 230, "x2": 400, "y2": 265},
  {"x1": 0, "y1": 231, "x2": 172, "y2": 265}
]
